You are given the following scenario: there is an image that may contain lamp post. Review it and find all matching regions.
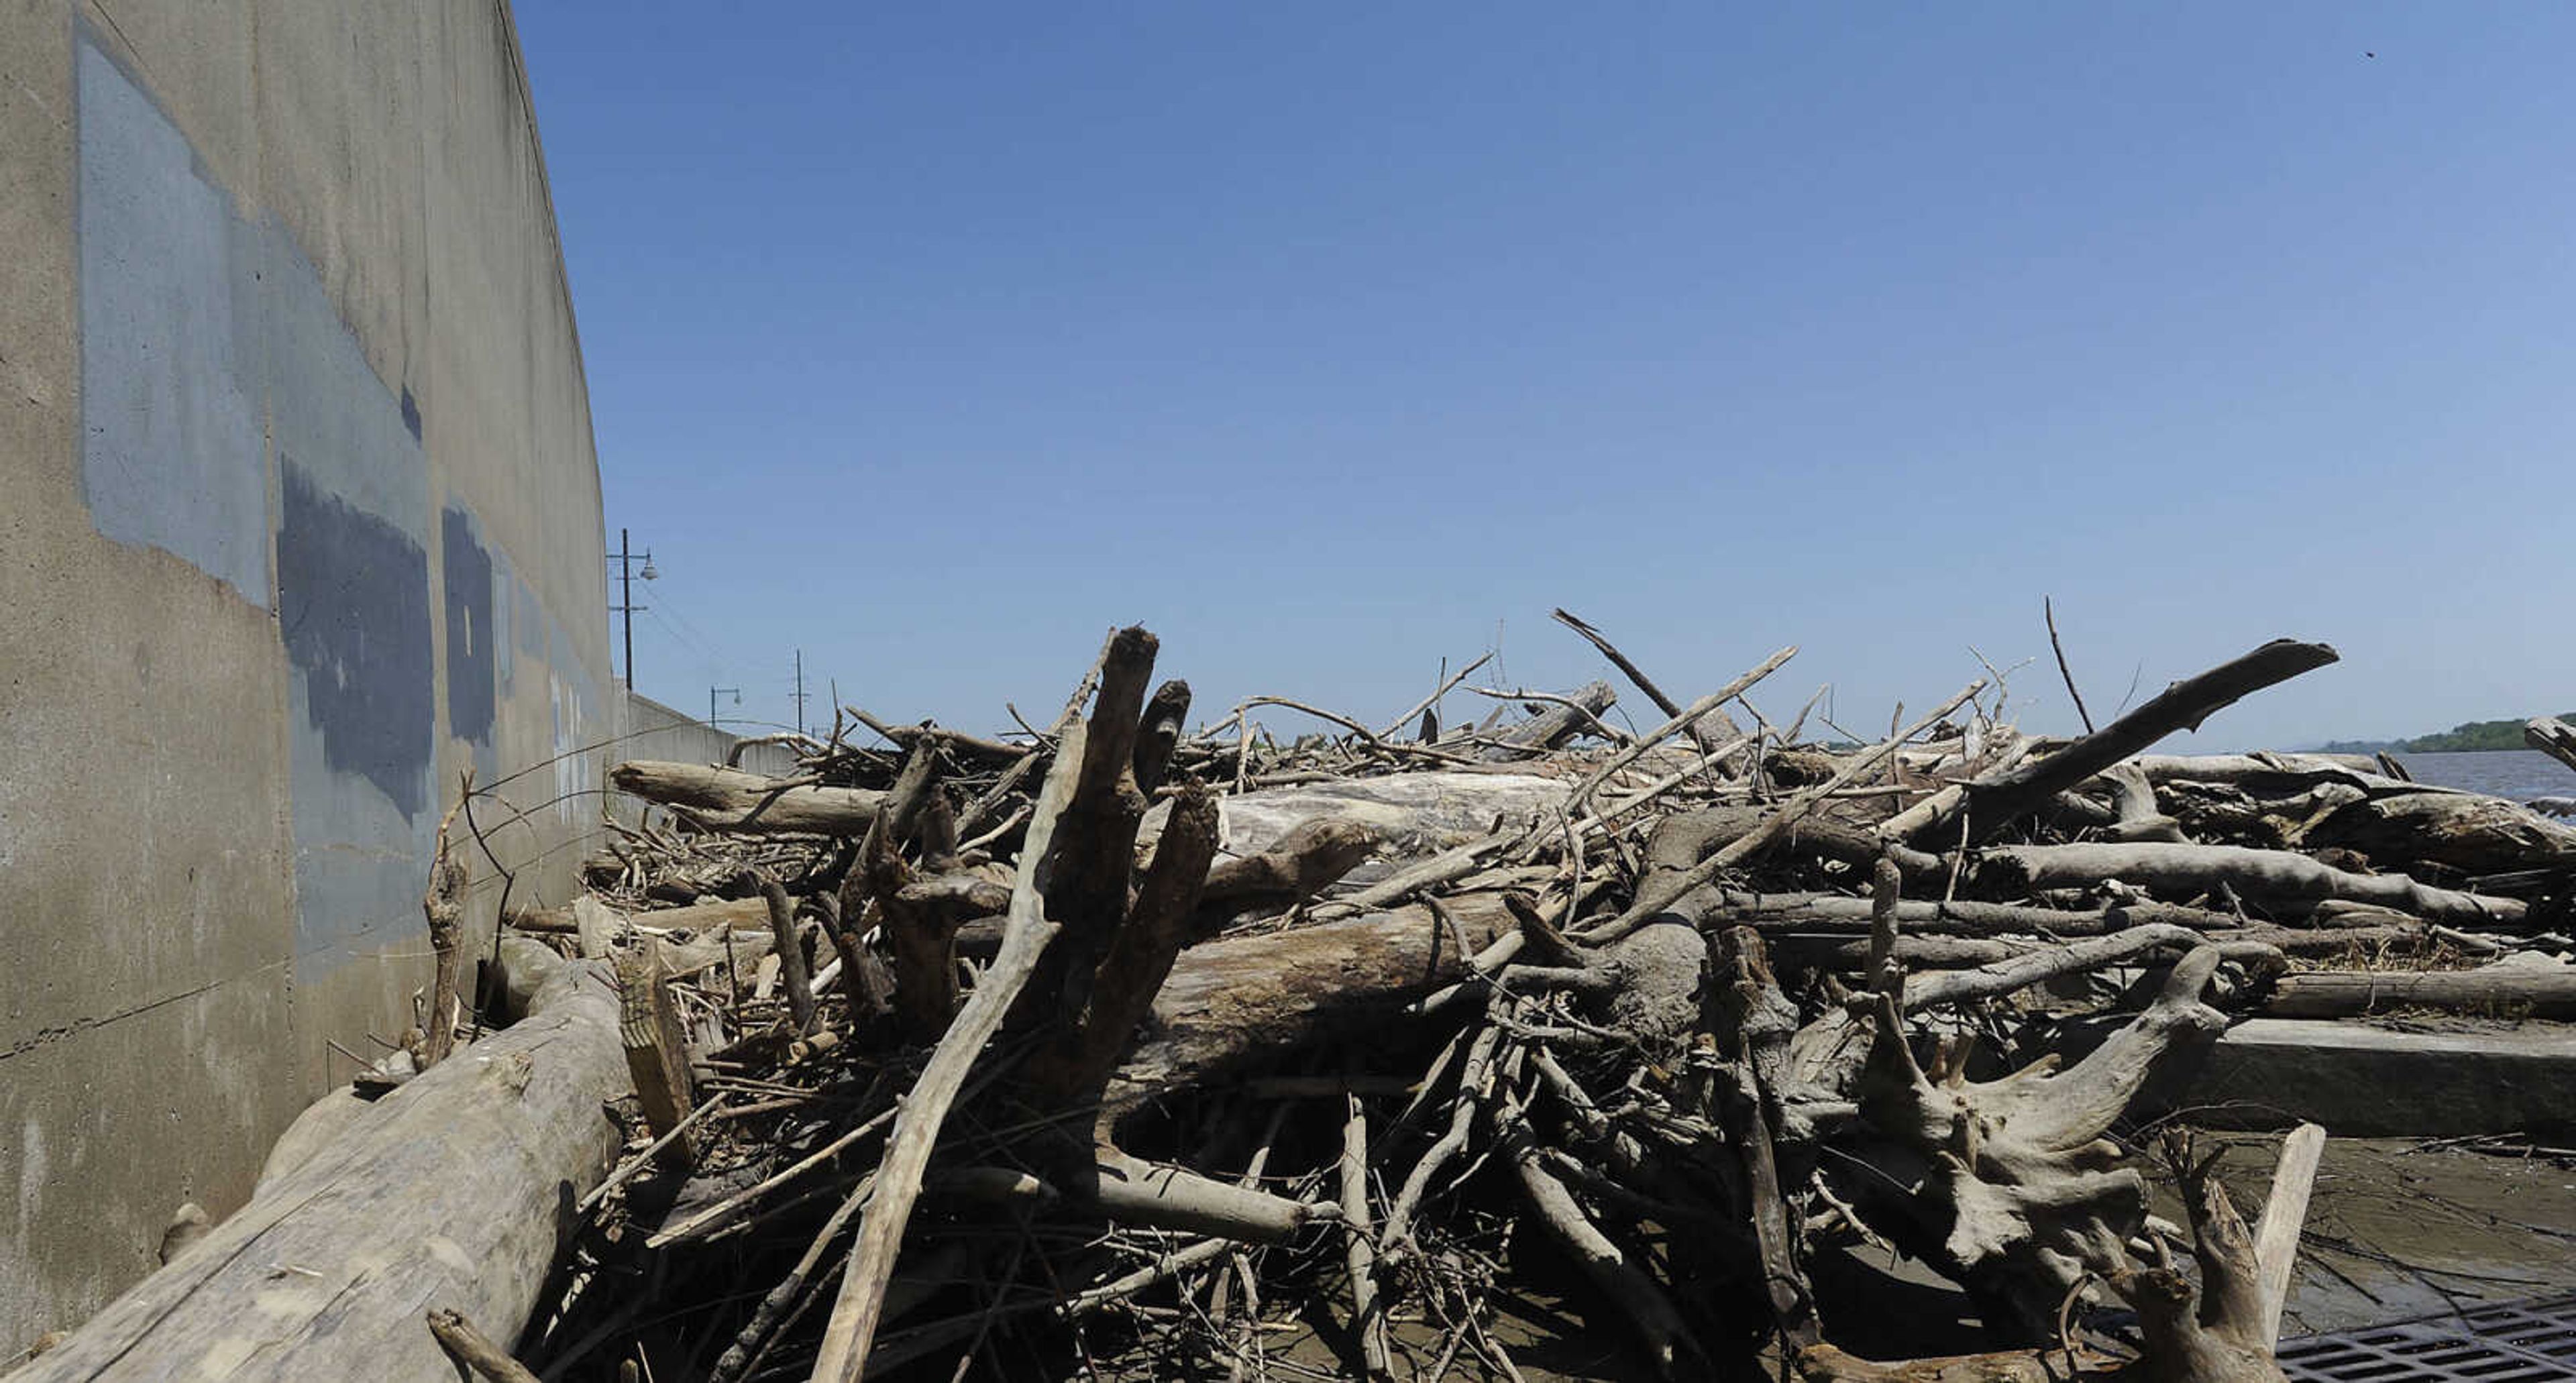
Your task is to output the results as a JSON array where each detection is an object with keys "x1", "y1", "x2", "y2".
[
  {"x1": 609, "y1": 528, "x2": 658, "y2": 686},
  {"x1": 709, "y1": 685, "x2": 740, "y2": 730}
]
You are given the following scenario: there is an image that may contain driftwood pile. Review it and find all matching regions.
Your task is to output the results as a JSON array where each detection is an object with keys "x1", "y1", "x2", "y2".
[{"x1": 25, "y1": 616, "x2": 2576, "y2": 1383}]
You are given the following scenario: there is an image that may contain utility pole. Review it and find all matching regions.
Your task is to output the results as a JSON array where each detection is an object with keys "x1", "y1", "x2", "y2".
[
  {"x1": 709, "y1": 685, "x2": 740, "y2": 730},
  {"x1": 790, "y1": 649, "x2": 808, "y2": 736},
  {"x1": 608, "y1": 529, "x2": 657, "y2": 687}
]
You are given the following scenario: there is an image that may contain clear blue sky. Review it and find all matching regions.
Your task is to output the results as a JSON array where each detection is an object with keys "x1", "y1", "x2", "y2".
[{"x1": 515, "y1": 3, "x2": 2573, "y2": 752}]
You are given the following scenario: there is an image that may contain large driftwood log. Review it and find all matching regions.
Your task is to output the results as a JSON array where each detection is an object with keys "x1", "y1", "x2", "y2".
[
  {"x1": 1110, "y1": 891, "x2": 1515, "y2": 1111},
  {"x1": 1976, "y1": 841, "x2": 2523, "y2": 926},
  {"x1": 19, "y1": 951, "x2": 625, "y2": 1383},
  {"x1": 2263, "y1": 962, "x2": 2576, "y2": 1018},
  {"x1": 609, "y1": 761, "x2": 885, "y2": 834},
  {"x1": 1148, "y1": 770, "x2": 1568, "y2": 861},
  {"x1": 2304, "y1": 790, "x2": 2576, "y2": 876},
  {"x1": 2129, "y1": 752, "x2": 2400, "y2": 789}
]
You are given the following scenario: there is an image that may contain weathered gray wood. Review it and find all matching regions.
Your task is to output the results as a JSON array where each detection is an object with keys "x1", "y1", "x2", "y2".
[
  {"x1": 2528, "y1": 717, "x2": 2576, "y2": 775},
  {"x1": 2304, "y1": 789, "x2": 2576, "y2": 875},
  {"x1": 1475, "y1": 679, "x2": 1617, "y2": 761},
  {"x1": 617, "y1": 946, "x2": 698, "y2": 1170},
  {"x1": 1892, "y1": 640, "x2": 2339, "y2": 844},
  {"x1": 2253, "y1": 1124, "x2": 2326, "y2": 1350},
  {"x1": 1110, "y1": 891, "x2": 1515, "y2": 1109},
  {"x1": 1148, "y1": 770, "x2": 1568, "y2": 862},
  {"x1": 1976, "y1": 841, "x2": 2524, "y2": 926},
  {"x1": 609, "y1": 760, "x2": 884, "y2": 834},
  {"x1": 2263, "y1": 964, "x2": 2576, "y2": 1018},
  {"x1": 19, "y1": 955, "x2": 626, "y2": 1383}
]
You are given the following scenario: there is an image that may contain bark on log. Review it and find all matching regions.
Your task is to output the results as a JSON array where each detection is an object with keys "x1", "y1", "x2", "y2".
[
  {"x1": 609, "y1": 761, "x2": 884, "y2": 834},
  {"x1": 19, "y1": 954, "x2": 625, "y2": 1383},
  {"x1": 1108, "y1": 891, "x2": 1515, "y2": 1112},
  {"x1": 1976, "y1": 842, "x2": 2523, "y2": 926},
  {"x1": 2262, "y1": 964, "x2": 2576, "y2": 1018}
]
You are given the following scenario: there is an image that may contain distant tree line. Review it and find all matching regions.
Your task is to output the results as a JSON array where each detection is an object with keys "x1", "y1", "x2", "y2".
[{"x1": 2317, "y1": 713, "x2": 2576, "y2": 755}]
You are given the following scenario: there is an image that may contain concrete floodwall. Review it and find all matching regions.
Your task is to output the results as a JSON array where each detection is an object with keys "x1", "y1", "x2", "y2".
[{"x1": 0, "y1": 1, "x2": 612, "y2": 1353}]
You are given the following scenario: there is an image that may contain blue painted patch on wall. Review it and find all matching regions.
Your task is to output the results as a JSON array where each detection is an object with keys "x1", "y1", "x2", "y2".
[
  {"x1": 278, "y1": 462, "x2": 435, "y2": 820},
  {"x1": 441, "y1": 505, "x2": 496, "y2": 747}
]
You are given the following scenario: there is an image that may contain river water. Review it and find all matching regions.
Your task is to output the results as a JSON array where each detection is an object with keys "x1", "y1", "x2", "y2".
[{"x1": 2386, "y1": 749, "x2": 2576, "y2": 801}]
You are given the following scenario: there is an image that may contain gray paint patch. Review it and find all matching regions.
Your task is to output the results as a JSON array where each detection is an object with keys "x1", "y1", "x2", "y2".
[
  {"x1": 75, "y1": 39, "x2": 270, "y2": 608},
  {"x1": 278, "y1": 461, "x2": 433, "y2": 820},
  {"x1": 441, "y1": 506, "x2": 496, "y2": 744},
  {"x1": 260, "y1": 228, "x2": 425, "y2": 534}
]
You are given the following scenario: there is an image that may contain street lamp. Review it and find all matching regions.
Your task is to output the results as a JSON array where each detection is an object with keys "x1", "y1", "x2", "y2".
[
  {"x1": 610, "y1": 528, "x2": 657, "y2": 686},
  {"x1": 709, "y1": 685, "x2": 740, "y2": 730}
]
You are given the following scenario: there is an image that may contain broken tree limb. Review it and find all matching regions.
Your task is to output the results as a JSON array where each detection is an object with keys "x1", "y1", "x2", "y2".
[
  {"x1": 1475, "y1": 679, "x2": 1617, "y2": 761},
  {"x1": 16, "y1": 954, "x2": 627, "y2": 1383},
  {"x1": 1890, "y1": 640, "x2": 2339, "y2": 845},
  {"x1": 1975, "y1": 841, "x2": 2524, "y2": 926},
  {"x1": 1021, "y1": 781, "x2": 1222, "y2": 1109},
  {"x1": 1340, "y1": 1093, "x2": 1393, "y2": 1380},
  {"x1": 2530, "y1": 717, "x2": 2576, "y2": 776},
  {"x1": 2253, "y1": 1123, "x2": 2325, "y2": 1350},
  {"x1": 1198, "y1": 816, "x2": 1378, "y2": 914},
  {"x1": 755, "y1": 872, "x2": 819, "y2": 1037},
  {"x1": 1690, "y1": 889, "x2": 2239, "y2": 938},
  {"x1": 423, "y1": 796, "x2": 470, "y2": 1066},
  {"x1": 1552, "y1": 606, "x2": 1748, "y2": 742},
  {"x1": 1132, "y1": 679, "x2": 1193, "y2": 793},
  {"x1": 808, "y1": 717, "x2": 1083, "y2": 1383},
  {"x1": 616, "y1": 945, "x2": 699, "y2": 1172},
  {"x1": 1900, "y1": 924, "x2": 2275, "y2": 1011},
  {"x1": 2121, "y1": 1131, "x2": 2290, "y2": 1383},
  {"x1": 425, "y1": 1308, "x2": 543, "y2": 1383},
  {"x1": 610, "y1": 760, "x2": 885, "y2": 834},
  {"x1": 1554, "y1": 645, "x2": 1796, "y2": 822}
]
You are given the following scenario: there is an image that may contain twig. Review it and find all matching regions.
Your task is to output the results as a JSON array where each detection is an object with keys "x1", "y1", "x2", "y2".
[
  {"x1": 427, "y1": 1308, "x2": 543, "y2": 1383},
  {"x1": 2045, "y1": 596, "x2": 2095, "y2": 734},
  {"x1": 1340, "y1": 1093, "x2": 1392, "y2": 1380},
  {"x1": 1375, "y1": 652, "x2": 1495, "y2": 741}
]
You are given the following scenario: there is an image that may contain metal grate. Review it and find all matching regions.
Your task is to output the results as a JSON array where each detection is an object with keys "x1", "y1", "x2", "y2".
[{"x1": 2279, "y1": 1295, "x2": 2576, "y2": 1382}]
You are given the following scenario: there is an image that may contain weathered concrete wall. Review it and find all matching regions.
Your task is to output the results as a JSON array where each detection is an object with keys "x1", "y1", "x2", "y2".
[{"x1": 0, "y1": 1, "x2": 610, "y2": 1354}]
